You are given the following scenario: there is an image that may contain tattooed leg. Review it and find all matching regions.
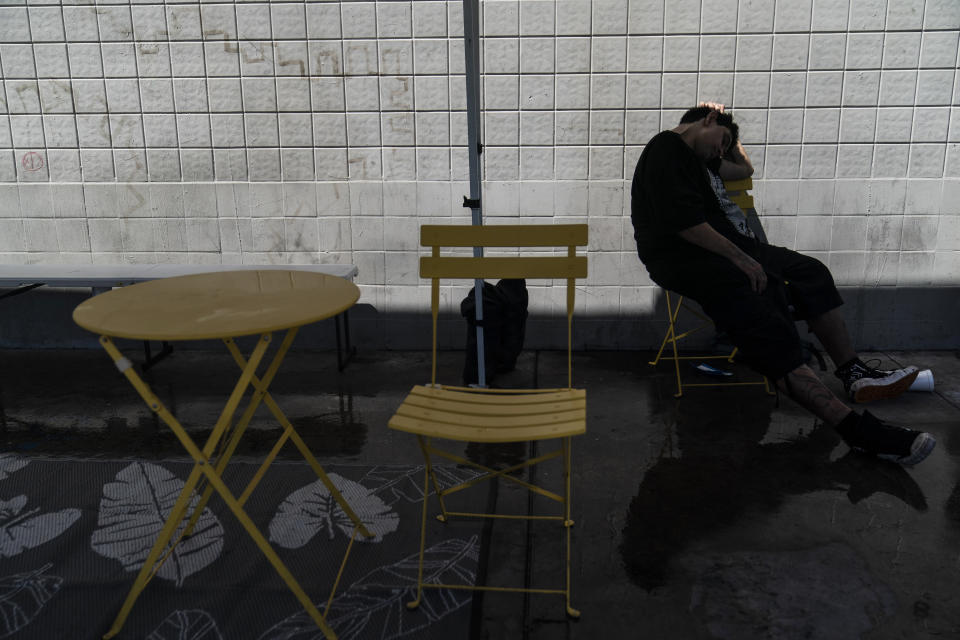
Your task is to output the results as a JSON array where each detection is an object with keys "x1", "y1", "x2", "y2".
[{"x1": 777, "y1": 363, "x2": 853, "y2": 427}]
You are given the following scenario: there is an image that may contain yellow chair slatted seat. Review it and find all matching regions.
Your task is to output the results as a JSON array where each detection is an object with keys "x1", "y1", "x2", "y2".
[
  {"x1": 388, "y1": 223, "x2": 587, "y2": 618},
  {"x1": 649, "y1": 178, "x2": 774, "y2": 398}
]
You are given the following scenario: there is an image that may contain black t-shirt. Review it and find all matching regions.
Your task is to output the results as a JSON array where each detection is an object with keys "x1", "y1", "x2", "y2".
[{"x1": 630, "y1": 130, "x2": 756, "y2": 265}]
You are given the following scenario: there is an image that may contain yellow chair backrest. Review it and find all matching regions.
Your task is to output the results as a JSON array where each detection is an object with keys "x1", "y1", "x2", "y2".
[
  {"x1": 723, "y1": 177, "x2": 754, "y2": 211},
  {"x1": 419, "y1": 224, "x2": 588, "y2": 387}
]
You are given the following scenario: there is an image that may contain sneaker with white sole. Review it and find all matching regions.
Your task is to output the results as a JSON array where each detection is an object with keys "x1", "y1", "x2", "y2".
[
  {"x1": 837, "y1": 410, "x2": 936, "y2": 466},
  {"x1": 835, "y1": 358, "x2": 919, "y2": 403}
]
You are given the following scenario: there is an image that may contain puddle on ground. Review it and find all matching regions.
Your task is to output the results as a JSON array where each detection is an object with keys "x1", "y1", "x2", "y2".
[
  {"x1": 684, "y1": 542, "x2": 896, "y2": 640},
  {"x1": 620, "y1": 391, "x2": 928, "y2": 591}
]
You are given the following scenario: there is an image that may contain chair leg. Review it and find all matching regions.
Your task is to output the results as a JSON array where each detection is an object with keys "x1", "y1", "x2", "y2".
[
  {"x1": 659, "y1": 293, "x2": 684, "y2": 397},
  {"x1": 562, "y1": 436, "x2": 580, "y2": 618},
  {"x1": 409, "y1": 435, "x2": 450, "y2": 610},
  {"x1": 667, "y1": 326, "x2": 684, "y2": 398},
  {"x1": 648, "y1": 290, "x2": 686, "y2": 396},
  {"x1": 407, "y1": 438, "x2": 431, "y2": 611},
  {"x1": 417, "y1": 436, "x2": 450, "y2": 522},
  {"x1": 649, "y1": 290, "x2": 681, "y2": 366},
  {"x1": 763, "y1": 376, "x2": 776, "y2": 395},
  {"x1": 648, "y1": 312, "x2": 673, "y2": 366}
]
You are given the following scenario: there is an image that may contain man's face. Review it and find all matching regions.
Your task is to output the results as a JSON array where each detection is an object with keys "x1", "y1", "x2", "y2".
[{"x1": 692, "y1": 119, "x2": 733, "y2": 163}]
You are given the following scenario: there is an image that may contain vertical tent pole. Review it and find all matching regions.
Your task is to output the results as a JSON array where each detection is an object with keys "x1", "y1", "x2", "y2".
[{"x1": 462, "y1": 0, "x2": 486, "y2": 387}]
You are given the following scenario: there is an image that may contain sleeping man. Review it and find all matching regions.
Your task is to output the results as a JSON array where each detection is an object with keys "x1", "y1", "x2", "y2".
[{"x1": 630, "y1": 105, "x2": 935, "y2": 466}]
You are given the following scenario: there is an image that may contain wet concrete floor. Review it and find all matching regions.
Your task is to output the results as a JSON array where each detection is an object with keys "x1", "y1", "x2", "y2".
[{"x1": 1, "y1": 344, "x2": 959, "y2": 639}]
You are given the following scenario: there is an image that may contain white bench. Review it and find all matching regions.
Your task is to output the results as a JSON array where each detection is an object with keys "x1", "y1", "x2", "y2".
[{"x1": 0, "y1": 263, "x2": 359, "y2": 370}]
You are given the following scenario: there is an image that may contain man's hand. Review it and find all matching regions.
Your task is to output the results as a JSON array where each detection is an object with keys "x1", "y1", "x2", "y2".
[
  {"x1": 678, "y1": 222, "x2": 767, "y2": 293},
  {"x1": 731, "y1": 252, "x2": 767, "y2": 293},
  {"x1": 698, "y1": 101, "x2": 725, "y2": 113},
  {"x1": 718, "y1": 139, "x2": 754, "y2": 178}
]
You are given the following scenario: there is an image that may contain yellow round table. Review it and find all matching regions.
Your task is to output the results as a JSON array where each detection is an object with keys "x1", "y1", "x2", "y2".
[
  {"x1": 74, "y1": 271, "x2": 369, "y2": 640},
  {"x1": 73, "y1": 269, "x2": 359, "y2": 341}
]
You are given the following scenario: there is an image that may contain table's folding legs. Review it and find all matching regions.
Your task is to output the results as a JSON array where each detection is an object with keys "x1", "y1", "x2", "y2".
[
  {"x1": 182, "y1": 329, "x2": 371, "y2": 539},
  {"x1": 97, "y1": 332, "x2": 368, "y2": 640}
]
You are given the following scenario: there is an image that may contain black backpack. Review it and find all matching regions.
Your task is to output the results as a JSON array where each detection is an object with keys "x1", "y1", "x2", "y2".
[{"x1": 460, "y1": 279, "x2": 528, "y2": 385}]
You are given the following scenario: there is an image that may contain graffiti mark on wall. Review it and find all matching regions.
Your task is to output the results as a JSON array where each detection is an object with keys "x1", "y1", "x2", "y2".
[
  {"x1": 21, "y1": 153, "x2": 44, "y2": 172},
  {"x1": 276, "y1": 52, "x2": 306, "y2": 78}
]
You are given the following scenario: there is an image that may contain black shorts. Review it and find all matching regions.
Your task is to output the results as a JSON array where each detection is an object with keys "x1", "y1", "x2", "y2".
[{"x1": 646, "y1": 243, "x2": 843, "y2": 381}]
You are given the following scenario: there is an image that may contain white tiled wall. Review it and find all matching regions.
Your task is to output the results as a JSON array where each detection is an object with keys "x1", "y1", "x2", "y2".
[{"x1": 0, "y1": 0, "x2": 958, "y2": 342}]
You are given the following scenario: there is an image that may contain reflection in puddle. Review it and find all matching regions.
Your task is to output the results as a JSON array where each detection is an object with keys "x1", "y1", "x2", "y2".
[
  {"x1": 0, "y1": 380, "x2": 368, "y2": 460},
  {"x1": 292, "y1": 415, "x2": 368, "y2": 457},
  {"x1": 620, "y1": 392, "x2": 928, "y2": 591}
]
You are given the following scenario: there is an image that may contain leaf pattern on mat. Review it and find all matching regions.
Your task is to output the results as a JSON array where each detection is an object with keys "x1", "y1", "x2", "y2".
[
  {"x1": 0, "y1": 455, "x2": 28, "y2": 481},
  {"x1": 361, "y1": 466, "x2": 485, "y2": 505},
  {"x1": 0, "y1": 496, "x2": 81, "y2": 558},
  {"x1": 268, "y1": 473, "x2": 398, "y2": 547},
  {"x1": 258, "y1": 536, "x2": 479, "y2": 640},
  {"x1": 0, "y1": 563, "x2": 62, "y2": 639},
  {"x1": 90, "y1": 462, "x2": 224, "y2": 586},
  {"x1": 147, "y1": 609, "x2": 223, "y2": 640}
]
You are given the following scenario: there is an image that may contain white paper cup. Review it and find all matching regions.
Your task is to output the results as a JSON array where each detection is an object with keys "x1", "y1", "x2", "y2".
[{"x1": 909, "y1": 369, "x2": 934, "y2": 392}]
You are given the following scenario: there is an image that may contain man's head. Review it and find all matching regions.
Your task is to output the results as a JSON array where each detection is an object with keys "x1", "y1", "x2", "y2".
[{"x1": 677, "y1": 106, "x2": 739, "y2": 162}]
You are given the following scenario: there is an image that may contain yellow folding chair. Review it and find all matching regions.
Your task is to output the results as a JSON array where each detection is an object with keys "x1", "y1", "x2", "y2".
[
  {"x1": 648, "y1": 289, "x2": 773, "y2": 397},
  {"x1": 388, "y1": 223, "x2": 587, "y2": 618},
  {"x1": 649, "y1": 178, "x2": 773, "y2": 398},
  {"x1": 724, "y1": 177, "x2": 768, "y2": 243},
  {"x1": 723, "y1": 177, "x2": 754, "y2": 211}
]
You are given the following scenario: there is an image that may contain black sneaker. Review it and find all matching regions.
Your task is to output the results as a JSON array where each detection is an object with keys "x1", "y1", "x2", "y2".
[
  {"x1": 837, "y1": 410, "x2": 936, "y2": 465},
  {"x1": 835, "y1": 358, "x2": 919, "y2": 403}
]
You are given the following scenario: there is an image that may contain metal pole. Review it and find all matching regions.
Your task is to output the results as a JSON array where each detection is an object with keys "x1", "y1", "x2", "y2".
[{"x1": 462, "y1": 0, "x2": 486, "y2": 387}]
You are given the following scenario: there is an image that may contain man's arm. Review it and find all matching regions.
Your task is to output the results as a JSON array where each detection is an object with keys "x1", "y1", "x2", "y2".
[
  {"x1": 696, "y1": 102, "x2": 754, "y2": 181},
  {"x1": 717, "y1": 141, "x2": 753, "y2": 180},
  {"x1": 678, "y1": 222, "x2": 767, "y2": 292}
]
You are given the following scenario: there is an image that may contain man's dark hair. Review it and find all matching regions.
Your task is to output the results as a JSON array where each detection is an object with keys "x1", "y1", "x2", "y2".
[{"x1": 679, "y1": 106, "x2": 739, "y2": 147}]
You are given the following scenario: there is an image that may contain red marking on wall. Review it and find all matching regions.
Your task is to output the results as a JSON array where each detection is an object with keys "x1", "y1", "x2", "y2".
[{"x1": 21, "y1": 152, "x2": 44, "y2": 172}]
